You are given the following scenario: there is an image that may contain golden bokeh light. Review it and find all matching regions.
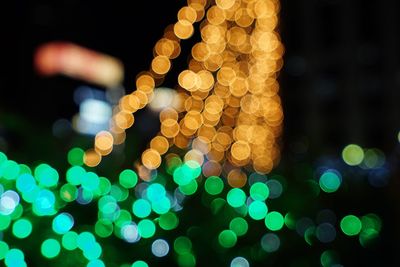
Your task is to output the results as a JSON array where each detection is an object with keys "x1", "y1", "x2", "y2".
[
  {"x1": 142, "y1": 149, "x2": 162, "y2": 170},
  {"x1": 86, "y1": 0, "x2": 283, "y2": 184},
  {"x1": 151, "y1": 56, "x2": 171, "y2": 75},
  {"x1": 178, "y1": 70, "x2": 199, "y2": 91},
  {"x1": 95, "y1": 131, "x2": 114, "y2": 156},
  {"x1": 215, "y1": 0, "x2": 236, "y2": 10},
  {"x1": 114, "y1": 111, "x2": 135, "y2": 130},
  {"x1": 150, "y1": 136, "x2": 170, "y2": 155},
  {"x1": 174, "y1": 20, "x2": 195, "y2": 39},
  {"x1": 136, "y1": 74, "x2": 155, "y2": 92},
  {"x1": 227, "y1": 168, "x2": 248, "y2": 188},
  {"x1": 231, "y1": 141, "x2": 251, "y2": 161},
  {"x1": 161, "y1": 119, "x2": 180, "y2": 138},
  {"x1": 84, "y1": 149, "x2": 102, "y2": 167},
  {"x1": 178, "y1": 6, "x2": 198, "y2": 24}
]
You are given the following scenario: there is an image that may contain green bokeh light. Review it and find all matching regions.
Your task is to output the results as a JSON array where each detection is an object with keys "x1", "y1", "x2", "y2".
[
  {"x1": 248, "y1": 200, "x2": 268, "y2": 220},
  {"x1": 179, "y1": 179, "x2": 198, "y2": 195},
  {"x1": 115, "y1": 210, "x2": 132, "y2": 229},
  {"x1": 18, "y1": 164, "x2": 32, "y2": 175},
  {"x1": 319, "y1": 171, "x2": 341, "y2": 193},
  {"x1": 62, "y1": 231, "x2": 78, "y2": 250},
  {"x1": 5, "y1": 248, "x2": 24, "y2": 266},
  {"x1": 361, "y1": 213, "x2": 382, "y2": 232},
  {"x1": 174, "y1": 236, "x2": 192, "y2": 255},
  {"x1": 1, "y1": 160, "x2": 20, "y2": 180},
  {"x1": 95, "y1": 219, "x2": 114, "y2": 238},
  {"x1": 110, "y1": 185, "x2": 129, "y2": 202},
  {"x1": 82, "y1": 172, "x2": 100, "y2": 191},
  {"x1": 204, "y1": 176, "x2": 224, "y2": 195},
  {"x1": 0, "y1": 241, "x2": 9, "y2": 260},
  {"x1": 35, "y1": 164, "x2": 59, "y2": 187},
  {"x1": 77, "y1": 232, "x2": 96, "y2": 251},
  {"x1": 166, "y1": 156, "x2": 182, "y2": 175},
  {"x1": 177, "y1": 253, "x2": 196, "y2": 267},
  {"x1": 60, "y1": 184, "x2": 78, "y2": 202},
  {"x1": 147, "y1": 183, "x2": 166, "y2": 202},
  {"x1": 211, "y1": 198, "x2": 226, "y2": 215},
  {"x1": 52, "y1": 213, "x2": 74, "y2": 234},
  {"x1": 132, "y1": 199, "x2": 152, "y2": 218},
  {"x1": 16, "y1": 174, "x2": 36, "y2": 193},
  {"x1": 41, "y1": 239, "x2": 61, "y2": 259},
  {"x1": 151, "y1": 197, "x2": 171, "y2": 215},
  {"x1": 33, "y1": 189, "x2": 56, "y2": 216},
  {"x1": 342, "y1": 144, "x2": 364, "y2": 166},
  {"x1": 83, "y1": 242, "x2": 102, "y2": 260},
  {"x1": 67, "y1": 148, "x2": 84, "y2": 166},
  {"x1": 10, "y1": 205, "x2": 24, "y2": 221},
  {"x1": 87, "y1": 259, "x2": 105, "y2": 267},
  {"x1": 21, "y1": 186, "x2": 40, "y2": 203},
  {"x1": 132, "y1": 260, "x2": 149, "y2": 267},
  {"x1": 66, "y1": 166, "x2": 86, "y2": 186},
  {"x1": 173, "y1": 161, "x2": 201, "y2": 186},
  {"x1": 98, "y1": 177, "x2": 112, "y2": 196},
  {"x1": 0, "y1": 214, "x2": 11, "y2": 231},
  {"x1": 265, "y1": 211, "x2": 284, "y2": 231},
  {"x1": 218, "y1": 230, "x2": 237, "y2": 248},
  {"x1": 340, "y1": 215, "x2": 362, "y2": 236},
  {"x1": 227, "y1": 188, "x2": 246, "y2": 208},
  {"x1": 363, "y1": 149, "x2": 385, "y2": 169},
  {"x1": 250, "y1": 182, "x2": 269, "y2": 201},
  {"x1": 138, "y1": 219, "x2": 156, "y2": 238},
  {"x1": 320, "y1": 250, "x2": 340, "y2": 267},
  {"x1": 119, "y1": 169, "x2": 138, "y2": 189},
  {"x1": 229, "y1": 217, "x2": 248, "y2": 236},
  {"x1": 0, "y1": 152, "x2": 7, "y2": 164},
  {"x1": 12, "y1": 218, "x2": 32, "y2": 239},
  {"x1": 359, "y1": 228, "x2": 379, "y2": 248},
  {"x1": 159, "y1": 212, "x2": 179, "y2": 230}
]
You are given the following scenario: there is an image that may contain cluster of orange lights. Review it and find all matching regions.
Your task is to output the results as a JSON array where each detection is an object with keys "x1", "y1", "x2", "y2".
[{"x1": 85, "y1": 0, "x2": 284, "y2": 188}]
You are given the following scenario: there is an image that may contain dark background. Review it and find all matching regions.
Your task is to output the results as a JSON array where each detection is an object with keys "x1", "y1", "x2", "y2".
[{"x1": 1, "y1": 0, "x2": 400, "y2": 266}]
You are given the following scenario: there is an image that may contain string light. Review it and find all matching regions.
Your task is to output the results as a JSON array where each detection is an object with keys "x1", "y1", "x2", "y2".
[
  {"x1": 84, "y1": 1, "x2": 207, "y2": 166},
  {"x1": 83, "y1": 0, "x2": 283, "y2": 184}
]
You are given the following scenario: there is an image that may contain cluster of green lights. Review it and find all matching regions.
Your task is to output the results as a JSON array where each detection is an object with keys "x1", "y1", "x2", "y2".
[
  {"x1": 174, "y1": 236, "x2": 195, "y2": 267},
  {"x1": 4, "y1": 248, "x2": 26, "y2": 267},
  {"x1": 342, "y1": 144, "x2": 386, "y2": 169},
  {"x1": 173, "y1": 161, "x2": 201, "y2": 196},
  {"x1": 229, "y1": 217, "x2": 248, "y2": 236},
  {"x1": 0, "y1": 145, "x2": 384, "y2": 266},
  {"x1": 53, "y1": 213, "x2": 74, "y2": 234},
  {"x1": 339, "y1": 213, "x2": 381, "y2": 247}
]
